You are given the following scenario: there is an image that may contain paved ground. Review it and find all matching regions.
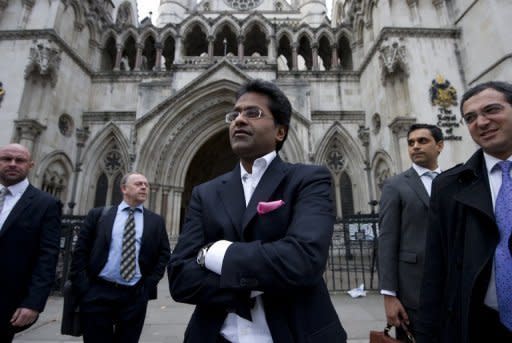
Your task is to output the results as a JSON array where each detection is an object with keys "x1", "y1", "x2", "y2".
[{"x1": 14, "y1": 281, "x2": 386, "y2": 343}]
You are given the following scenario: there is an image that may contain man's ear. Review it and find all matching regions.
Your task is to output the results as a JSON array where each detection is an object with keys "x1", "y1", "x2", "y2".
[{"x1": 276, "y1": 125, "x2": 287, "y2": 142}]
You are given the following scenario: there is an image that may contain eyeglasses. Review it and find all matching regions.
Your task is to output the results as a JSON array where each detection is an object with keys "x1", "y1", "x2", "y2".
[
  {"x1": 225, "y1": 107, "x2": 265, "y2": 123},
  {"x1": 462, "y1": 104, "x2": 504, "y2": 124}
]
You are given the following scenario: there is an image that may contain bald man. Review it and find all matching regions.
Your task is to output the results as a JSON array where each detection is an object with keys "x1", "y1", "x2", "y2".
[{"x1": 0, "y1": 144, "x2": 61, "y2": 342}]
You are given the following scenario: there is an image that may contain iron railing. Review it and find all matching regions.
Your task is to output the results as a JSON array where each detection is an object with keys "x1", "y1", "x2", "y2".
[
  {"x1": 324, "y1": 214, "x2": 379, "y2": 292},
  {"x1": 54, "y1": 213, "x2": 380, "y2": 293}
]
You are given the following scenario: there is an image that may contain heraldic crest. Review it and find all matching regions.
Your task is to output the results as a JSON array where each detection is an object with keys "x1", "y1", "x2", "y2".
[{"x1": 430, "y1": 75, "x2": 457, "y2": 109}]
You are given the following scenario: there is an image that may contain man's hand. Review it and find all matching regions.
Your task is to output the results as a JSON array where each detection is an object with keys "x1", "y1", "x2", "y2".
[
  {"x1": 10, "y1": 308, "x2": 39, "y2": 327},
  {"x1": 384, "y1": 295, "x2": 409, "y2": 327}
]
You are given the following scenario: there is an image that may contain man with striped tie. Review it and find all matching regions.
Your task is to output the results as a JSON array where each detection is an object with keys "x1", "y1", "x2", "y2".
[{"x1": 70, "y1": 172, "x2": 170, "y2": 343}]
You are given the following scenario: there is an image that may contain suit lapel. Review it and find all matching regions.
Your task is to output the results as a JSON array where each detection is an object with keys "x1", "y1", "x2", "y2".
[
  {"x1": 404, "y1": 167, "x2": 429, "y2": 207},
  {"x1": 102, "y1": 206, "x2": 118, "y2": 244},
  {"x1": 242, "y1": 157, "x2": 288, "y2": 231},
  {"x1": 218, "y1": 165, "x2": 246, "y2": 236},
  {"x1": 453, "y1": 151, "x2": 494, "y2": 221},
  {"x1": 140, "y1": 208, "x2": 151, "y2": 255},
  {"x1": 0, "y1": 184, "x2": 36, "y2": 238}
]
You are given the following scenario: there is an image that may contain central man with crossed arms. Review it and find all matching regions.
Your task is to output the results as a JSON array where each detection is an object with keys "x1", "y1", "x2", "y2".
[{"x1": 168, "y1": 79, "x2": 346, "y2": 342}]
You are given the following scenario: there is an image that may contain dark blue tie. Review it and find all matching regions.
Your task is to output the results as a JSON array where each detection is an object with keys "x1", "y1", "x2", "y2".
[{"x1": 495, "y1": 160, "x2": 512, "y2": 330}]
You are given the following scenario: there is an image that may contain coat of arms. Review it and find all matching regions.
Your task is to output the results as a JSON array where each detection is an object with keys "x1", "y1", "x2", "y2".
[{"x1": 430, "y1": 75, "x2": 457, "y2": 109}]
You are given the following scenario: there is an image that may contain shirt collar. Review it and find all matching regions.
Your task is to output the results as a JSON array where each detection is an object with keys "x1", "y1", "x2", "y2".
[
  {"x1": 483, "y1": 152, "x2": 512, "y2": 174},
  {"x1": 1, "y1": 178, "x2": 29, "y2": 197},
  {"x1": 118, "y1": 200, "x2": 144, "y2": 212},
  {"x1": 240, "y1": 151, "x2": 277, "y2": 182},
  {"x1": 412, "y1": 163, "x2": 441, "y2": 177}
]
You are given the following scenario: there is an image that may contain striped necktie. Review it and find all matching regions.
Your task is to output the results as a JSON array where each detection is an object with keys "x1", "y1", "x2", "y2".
[
  {"x1": 120, "y1": 207, "x2": 137, "y2": 281},
  {"x1": 0, "y1": 188, "x2": 9, "y2": 213},
  {"x1": 495, "y1": 160, "x2": 512, "y2": 330}
]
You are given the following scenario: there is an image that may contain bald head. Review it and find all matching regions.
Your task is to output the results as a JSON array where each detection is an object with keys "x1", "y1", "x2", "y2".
[{"x1": 0, "y1": 144, "x2": 34, "y2": 186}]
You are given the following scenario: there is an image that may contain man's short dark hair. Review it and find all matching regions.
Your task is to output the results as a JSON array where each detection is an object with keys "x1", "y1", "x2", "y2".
[
  {"x1": 460, "y1": 81, "x2": 512, "y2": 115},
  {"x1": 407, "y1": 123, "x2": 444, "y2": 142},
  {"x1": 235, "y1": 79, "x2": 292, "y2": 151}
]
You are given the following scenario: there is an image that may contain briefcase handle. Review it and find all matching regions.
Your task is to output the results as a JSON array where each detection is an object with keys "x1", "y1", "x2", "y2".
[{"x1": 384, "y1": 323, "x2": 416, "y2": 343}]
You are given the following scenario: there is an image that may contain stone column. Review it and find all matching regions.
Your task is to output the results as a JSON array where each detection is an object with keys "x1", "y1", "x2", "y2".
[
  {"x1": 19, "y1": 0, "x2": 35, "y2": 28},
  {"x1": 208, "y1": 35, "x2": 214, "y2": 57},
  {"x1": 237, "y1": 35, "x2": 244, "y2": 62},
  {"x1": 292, "y1": 42, "x2": 298, "y2": 71},
  {"x1": 268, "y1": 35, "x2": 276, "y2": 61},
  {"x1": 14, "y1": 119, "x2": 45, "y2": 153},
  {"x1": 0, "y1": 0, "x2": 7, "y2": 18},
  {"x1": 169, "y1": 187, "x2": 183, "y2": 240},
  {"x1": 389, "y1": 117, "x2": 416, "y2": 172},
  {"x1": 134, "y1": 43, "x2": 143, "y2": 71},
  {"x1": 155, "y1": 42, "x2": 162, "y2": 71},
  {"x1": 331, "y1": 43, "x2": 339, "y2": 70},
  {"x1": 312, "y1": 43, "x2": 319, "y2": 71},
  {"x1": 68, "y1": 127, "x2": 90, "y2": 214},
  {"x1": 432, "y1": 0, "x2": 449, "y2": 25},
  {"x1": 174, "y1": 36, "x2": 182, "y2": 64},
  {"x1": 160, "y1": 186, "x2": 171, "y2": 221},
  {"x1": 149, "y1": 183, "x2": 160, "y2": 211},
  {"x1": 114, "y1": 44, "x2": 123, "y2": 71}
]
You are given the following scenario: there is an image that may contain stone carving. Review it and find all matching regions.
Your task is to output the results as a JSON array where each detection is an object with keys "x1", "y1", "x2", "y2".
[
  {"x1": 430, "y1": 74, "x2": 457, "y2": 109},
  {"x1": 103, "y1": 148, "x2": 123, "y2": 175},
  {"x1": 379, "y1": 37, "x2": 408, "y2": 83},
  {"x1": 325, "y1": 136, "x2": 345, "y2": 173},
  {"x1": 116, "y1": 3, "x2": 132, "y2": 26},
  {"x1": 24, "y1": 40, "x2": 61, "y2": 87},
  {"x1": 224, "y1": 0, "x2": 263, "y2": 10}
]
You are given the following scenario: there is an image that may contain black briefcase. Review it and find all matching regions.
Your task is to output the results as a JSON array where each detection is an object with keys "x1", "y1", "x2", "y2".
[{"x1": 60, "y1": 280, "x2": 82, "y2": 336}]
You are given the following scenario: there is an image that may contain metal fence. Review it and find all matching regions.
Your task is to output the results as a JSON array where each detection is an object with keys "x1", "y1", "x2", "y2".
[
  {"x1": 54, "y1": 213, "x2": 379, "y2": 294},
  {"x1": 54, "y1": 215, "x2": 85, "y2": 293},
  {"x1": 324, "y1": 214, "x2": 379, "y2": 292}
]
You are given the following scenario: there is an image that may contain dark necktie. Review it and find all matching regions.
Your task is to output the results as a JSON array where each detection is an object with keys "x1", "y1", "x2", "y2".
[
  {"x1": 120, "y1": 208, "x2": 137, "y2": 281},
  {"x1": 494, "y1": 160, "x2": 512, "y2": 330}
]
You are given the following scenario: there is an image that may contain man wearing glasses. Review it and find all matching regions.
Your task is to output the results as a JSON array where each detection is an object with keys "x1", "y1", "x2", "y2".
[
  {"x1": 417, "y1": 81, "x2": 512, "y2": 342},
  {"x1": 168, "y1": 79, "x2": 346, "y2": 342}
]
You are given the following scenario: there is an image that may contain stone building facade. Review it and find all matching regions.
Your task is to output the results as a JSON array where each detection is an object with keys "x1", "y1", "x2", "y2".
[{"x1": 0, "y1": 0, "x2": 510, "y2": 240}]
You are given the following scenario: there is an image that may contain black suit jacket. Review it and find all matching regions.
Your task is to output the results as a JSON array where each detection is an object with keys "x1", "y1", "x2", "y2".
[
  {"x1": 168, "y1": 156, "x2": 346, "y2": 343},
  {"x1": 417, "y1": 150, "x2": 498, "y2": 343},
  {"x1": 70, "y1": 205, "x2": 170, "y2": 300},
  {"x1": 0, "y1": 184, "x2": 61, "y2": 328}
]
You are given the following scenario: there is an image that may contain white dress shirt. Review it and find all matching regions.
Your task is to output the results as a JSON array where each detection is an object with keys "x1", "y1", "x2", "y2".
[
  {"x1": 0, "y1": 178, "x2": 29, "y2": 231},
  {"x1": 483, "y1": 152, "x2": 512, "y2": 310},
  {"x1": 204, "y1": 151, "x2": 276, "y2": 343}
]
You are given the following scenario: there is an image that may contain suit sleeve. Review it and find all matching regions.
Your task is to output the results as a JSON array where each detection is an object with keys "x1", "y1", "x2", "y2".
[
  {"x1": 168, "y1": 187, "x2": 251, "y2": 308},
  {"x1": 416, "y1": 181, "x2": 447, "y2": 343},
  {"x1": 19, "y1": 196, "x2": 61, "y2": 312},
  {"x1": 69, "y1": 208, "x2": 102, "y2": 296},
  {"x1": 219, "y1": 167, "x2": 334, "y2": 293},
  {"x1": 144, "y1": 215, "x2": 171, "y2": 293},
  {"x1": 377, "y1": 179, "x2": 402, "y2": 293}
]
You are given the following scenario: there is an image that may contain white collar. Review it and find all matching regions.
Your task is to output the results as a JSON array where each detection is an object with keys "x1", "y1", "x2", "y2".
[
  {"x1": 1, "y1": 178, "x2": 29, "y2": 196},
  {"x1": 483, "y1": 152, "x2": 512, "y2": 174},
  {"x1": 240, "y1": 151, "x2": 277, "y2": 181},
  {"x1": 412, "y1": 163, "x2": 441, "y2": 177}
]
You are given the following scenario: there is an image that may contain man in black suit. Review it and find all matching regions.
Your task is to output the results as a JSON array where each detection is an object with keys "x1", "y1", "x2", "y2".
[
  {"x1": 378, "y1": 124, "x2": 444, "y2": 336},
  {"x1": 0, "y1": 143, "x2": 61, "y2": 342},
  {"x1": 417, "y1": 81, "x2": 512, "y2": 342},
  {"x1": 70, "y1": 172, "x2": 170, "y2": 343},
  {"x1": 168, "y1": 79, "x2": 346, "y2": 342}
]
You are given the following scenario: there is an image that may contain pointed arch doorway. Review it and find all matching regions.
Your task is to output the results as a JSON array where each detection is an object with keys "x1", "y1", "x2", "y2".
[{"x1": 180, "y1": 128, "x2": 238, "y2": 230}]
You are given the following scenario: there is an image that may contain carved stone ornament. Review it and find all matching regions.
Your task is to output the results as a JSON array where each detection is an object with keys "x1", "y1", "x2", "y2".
[
  {"x1": 325, "y1": 136, "x2": 346, "y2": 174},
  {"x1": 379, "y1": 37, "x2": 408, "y2": 83},
  {"x1": 24, "y1": 40, "x2": 62, "y2": 87}
]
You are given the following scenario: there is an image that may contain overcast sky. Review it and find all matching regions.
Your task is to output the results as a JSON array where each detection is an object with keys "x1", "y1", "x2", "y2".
[{"x1": 136, "y1": 0, "x2": 332, "y2": 22}]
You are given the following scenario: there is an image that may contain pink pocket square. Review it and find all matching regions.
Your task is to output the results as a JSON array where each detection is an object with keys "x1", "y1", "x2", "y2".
[{"x1": 257, "y1": 200, "x2": 285, "y2": 215}]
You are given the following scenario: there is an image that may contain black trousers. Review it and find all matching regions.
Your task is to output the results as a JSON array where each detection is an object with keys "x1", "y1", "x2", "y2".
[{"x1": 80, "y1": 280, "x2": 148, "y2": 343}]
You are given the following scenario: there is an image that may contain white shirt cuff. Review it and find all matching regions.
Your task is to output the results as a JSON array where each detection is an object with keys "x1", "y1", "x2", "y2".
[
  {"x1": 204, "y1": 240, "x2": 232, "y2": 275},
  {"x1": 380, "y1": 290, "x2": 397, "y2": 297}
]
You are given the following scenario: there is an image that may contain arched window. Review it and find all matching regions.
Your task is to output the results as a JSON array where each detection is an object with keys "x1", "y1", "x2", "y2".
[
  {"x1": 184, "y1": 25, "x2": 208, "y2": 56},
  {"x1": 340, "y1": 172, "x2": 354, "y2": 217},
  {"x1": 101, "y1": 36, "x2": 117, "y2": 71},
  {"x1": 244, "y1": 25, "x2": 267, "y2": 56},
  {"x1": 214, "y1": 25, "x2": 237, "y2": 56},
  {"x1": 298, "y1": 35, "x2": 313, "y2": 70},
  {"x1": 277, "y1": 35, "x2": 292, "y2": 70},
  {"x1": 318, "y1": 36, "x2": 332, "y2": 71},
  {"x1": 94, "y1": 173, "x2": 108, "y2": 207},
  {"x1": 338, "y1": 36, "x2": 353, "y2": 70},
  {"x1": 142, "y1": 35, "x2": 156, "y2": 71}
]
